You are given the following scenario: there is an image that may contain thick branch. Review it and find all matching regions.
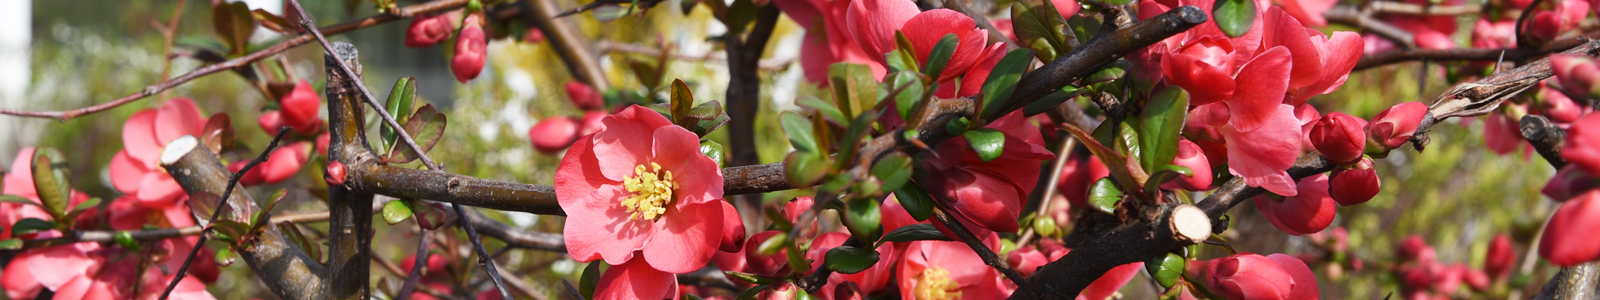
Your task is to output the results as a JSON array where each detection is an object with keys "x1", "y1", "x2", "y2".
[
  {"x1": 465, "y1": 210, "x2": 565, "y2": 251},
  {"x1": 725, "y1": 5, "x2": 782, "y2": 233},
  {"x1": 323, "y1": 41, "x2": 375, "y2": 300},
  {"x1": 1523, "y1": 115, "x2": 1569, "y2": 168},
  {"x1": 1002, "y1": 6, "x2": 1208, "y2": 115},
  {"x1": 164, "y1": 138, "x2": 325, "y2": 300}
]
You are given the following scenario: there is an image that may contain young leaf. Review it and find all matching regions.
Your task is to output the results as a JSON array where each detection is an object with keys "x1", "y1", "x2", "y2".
[
  {"x1": 11, "y1": 218, "x2": 54, "y2": 236},
  {"x1": 834, "y1": 111, "x2": 880, "y2": 170},
  {"x1": 215, "y1": 247, "x2": 239, "y2": 266},
  {"x1": 842, "y1": 199, "x2": 883, "y2": 244},
  {"x1": 382, "y1": 199, "x2": 416, "y2": 225},
  {"x1": 871, "y1": 153, "x2": 913, "y2": 192},
  {"x1": 890, "y1": 31, "x2": 921, "y2": 74},
  {"x1": 1010, "y1": 3, "x2": 1060, "y2": 62},
  {"x1": 797, "y1": 96, "x2": 847, "y2": 126},
  {"x1": 392, "y1": 104, "x2": 447, "y2": 163},
  {"x1": 279, "y1": 222, "x2": 321, "y2": 262},
  {"x1": 700, "y1": 140, "x2": 727, "y2": 168},
  {"x1": 251, "y1": 189, "x2": 289, "y2": 233},
  {"x1": 114, "y1": 231, "x2": 141, "y2": 252},
  {"x1": 829, "y1": 63, "x2": 879, "y2": 119},
  {"x1": 923, "y1": 34, "x2": 960, "y2": 82},
  {"x1": 187, "y1": 192, "x2": 234, "y2": 227},
  {"x1": 251, "y1": 8, "x2": 294, "y2": 34},
  {"x1": 722, "y1": 271, "x2": 773, "y2": 285},
  {"x1": 579, "y1": 261, "x2": 602, "y2": 300},
  {"x1": 212, "y1": 1, "x2": 255, "y2": 55},
  {"x1": 200, "y1": 113, "x2": 235, "y2": 155},
  {"x1": 1063, "y1": 123, "x2": 1143, "y2": 196},
  {"x1": 382, "y1": 77, "x2": 418, "y2": 150},
  {"x1": 30, "y1": 148, "x2": 70, "y2": 220},
  {"x1": 824, "y1": 246, "x2": 881, "y2": 274},
  {"x1": 1213, "y1": 0, "x2": 1256, "y2": 38},
  {"x1": 0, "y1": 195, "x2": 37, "y2": 207},
  {"x1": 878, "y1": 223, "x2": 952, "y2": 247},
  {"x1": 893, "y1": 183, "x2": 935, "y2": 221},
  {"x1": 785, "y1": 152, "x2": 830, "y2": 187},
  {"x1": 887, "y1": 71, "x2": 926, "y2": 119},
  {"x1": 628, "y1": 58, "x2": 663, "y2": 91},
  {"x1": 670, "y1": 79, "x2": 696, "y2": 129},
  {"x1": 979, "y1": 49, "x2": 1035, "y2": 120},
  {"x1": 963, "y1": 128, "x2": 1007, "y2": 162},
  {"x1": 1144, "y1": 165, "x2": 1195, "y2": 194},
  {"x1": 1137, "y1": 87, "x2": 1190, "y2": 173},
  {"x1": 0, "y1": 239, "x2": 19, "y2": 250},
  {"x1": 1087, "y1": 177, "x2": 1121, "y2": 214},
  {"x1": 779, "y1": 112, "x2": 819, "y2": 152}
]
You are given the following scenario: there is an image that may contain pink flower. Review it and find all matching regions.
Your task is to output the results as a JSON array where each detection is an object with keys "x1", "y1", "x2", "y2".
[
  {"x1": 1367, "y1": 101, "x2": 1428, "y2": 151},
  {"x1": 898, "y1": 239, "x2": 1010, "y2": 299},
  {"x1": 1397, "y1": 235, "x2": 1436, "y2": 263},
  {"x1": 0, "y1": 148, "x2": 91, "y2": 240},
  {"x1": 566, "y1": 81, "x2": 603, "y2": 111},
  {"x1": 1329, "y1": 157, "x2": 1381, "y2": 206},
  {"x1": 775, "y1": 0, "x2": 886, "y2": 84},
  {"x1": 1485, "y1": 233, "x2": 1515, "y2": 280},
  {"x1": 1273, "y1": 0, "x2": 1335, "y2": 26},
  {"x1": 257, "y1": 110, "x2": 284, "y2": 135},
  {"x1": 1310, "y1": 112, "x2": 1368, "y2": 164},
  {"x1": 1541, "y1": 190, "x2": 1600, "y2": 266},
  {"x1": 1553, "y1": 54, "x2": 1600, "y2": 99},
  {"x1": 555, "y1": 105, "x2": 739, "y2": 299},
  {"x1": 1253, "y1": 173, "x2": 1337, "y2": 235},
  {"x1": 1057, "y1": 156, "x2": 1108, "y2": 207},
  {"x1": 280, "y1": 79, "x2": 322, "y2": 134},
  {"x1": 1484, "y1": 112, "x2": 1527, "y2": 155},
  {"x1": 405, "y1": 13, "x2": 454, "y2": 48},
  {"x1": 919, "y1": 111, "x2": 1053, "y2": 233},
  {"x1": 1563, "y1": 114, "x2": 1600, "y2": 175},
  {"x1": 452, "y1": 14, "x2": 487, "y2": 83},
  {"x1": 1544, "y1": 165, "x2": 1600, "y2": 201},
  {"x1": 1163, "y1": 138, "x2": 1213, "y2": 191},
  {"x1": 808, "y1": 232, "x2": 897, "y2": 297},
  {"x1": 579, "y1": 111, "x2": 608, "y2": 138},
  {"x1": 109, "y1": 98, "x2": 206, "y2": 212},
  {"x1": 9, "y1": 239, "x2": 215, "y2": 300},
  {"x1": 1189, "y1": 253, "x2": 1318, "y2": 300},
  {"x1": 1006, "y1": 246, "x2": 1049, "y2": 277},
  {"x1": 530, "y1": 117, "x2": 581, "y2": 154},
  {"x1": 901, "y1": 9, "x2": 990, "y2": 83},
  {"x1": 844, "y1": 0, "x2": 919, "y2": 66},
  {"x1": 258, "y1": 142, "x2": 311, "y2": 184},
  {"x1": 1047, "y1": 247, "x2": 1143, "y2": 300},
  {"x1": 1527, "y1": 0, "x2": 1590, "y2": 44},
  {"x1": 1472, "y1": 19, "x2": 1517, "y2": 49}
]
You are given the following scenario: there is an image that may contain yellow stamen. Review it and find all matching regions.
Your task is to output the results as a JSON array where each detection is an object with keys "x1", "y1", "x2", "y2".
[
  {"x1": 914, "y1": 267, "x2": 962, "y2": 300},
  {"x1": 620, "y1": 162, "x2": 678, "y2": 220}
]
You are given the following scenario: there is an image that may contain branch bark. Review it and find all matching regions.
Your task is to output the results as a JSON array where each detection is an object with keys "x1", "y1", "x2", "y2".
[
  {"x1": 724, "y1": 6, "x2": 782, "y2": 232},
  {"x1": 1354, "y1": 36, "x2": 1589, "y2": 71},
  {"x1": 323, "y1": 41, "x2": 376, "y2": 300}
]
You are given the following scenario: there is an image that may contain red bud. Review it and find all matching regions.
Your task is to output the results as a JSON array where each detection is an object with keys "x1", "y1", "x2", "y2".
[
  {"x1": 280, "y1": 80, "x2": 323, "y2": 134},
  {"x1": 404, "y1": 14, "x2": 454, "y2": 48},
  {"x1": 565, "y1": 81, "x2": 603, "y2": 111},
  {"x1": 325, "y1": 160, "x2": 347, "y2": 186},
  {"x1": 528, "y1": 117, "x2": 580, "y2": 154},
  {"x1": 1562, "y1": 114, "x2": 1600, "y2": 175},
  {"x1": 1485, "y1": 233, "x2": 1515, "y2": 280},
  {"x1": 1312, "y1": 112, "x2": 1369, "y2": 164},
  {"x1": 257, "y1": 110, "x2": 284, "y2": 136},
  {"x1": 1540, "y1": 190, "x2": 1600, "y2": 266},
  {"x1": 1329, "y1": 157, "x2": 1381, "y2": 206},
  {"x1": 1367, "y1": 102, "x2": 1428, "y2": 151},
  {"x1": 1166, "y1": 138, "x2": 1213, "y2": 191},
  {"x1": 451, "y1": 14, "x2": 488, "y2": 83}
]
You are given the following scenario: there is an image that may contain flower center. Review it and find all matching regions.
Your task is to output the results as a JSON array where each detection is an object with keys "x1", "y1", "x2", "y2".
[
  {"x1": 621, "y1": 162, "x2": 677, "y2": 221},
  {"x1": 914, "y1": 267, "x2": 962, "y2": 300}
]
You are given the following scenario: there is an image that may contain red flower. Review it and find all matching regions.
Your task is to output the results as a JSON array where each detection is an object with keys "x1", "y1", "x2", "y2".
[
  {"x1": 1544, "y1": 165, "x2": 1600, "y2": 201},
  {"x1": 1483, "y1": 112, "x2": 1527, "y2": 155},
  {"x1": 898, "y1": 239, "x2": 1011, "y2": 299},
  {"x1": 1553, "y1": 54, "x2": 1600, "y2": 99},
  {"x1": 919, "y1": 111, "x2": 1054, "y2": 233},
  {"x1": 566, "y1": 81, "x2": 603, "y2": 111},
  {"x1": 1563, "y1": 114, "x2": 1600, "y2": 175},
  {"x1": 1310, "y1": 112, "x2": 1368, "y2": 164},
  {"x1": 1485, "y1": 233, "x2": 1515, "y2": 280},
  {"x1": 555, "y1": 105, "x2": 740, "y2": 298},
  {"x1": 452, "y1": 14, "x2": 488, "y2": 83},
  {"x1": 1367, "y1": 101, "x2": 1428, "y2": 151},
  {"x1": 844, "y1": 0, "x2": 919, "y2": 66},
  {"x1": 280, "y1": 79, "x2": 323, "y2": 134},
  {"x1": 808, "y1": 232, "x2": 898, "y2": 297},
  {"x1": 1163, "y1": 138, "x2": 1213, "y2": 191},
  {"x1": 774, "y1": 0, "x2": 886, "y2": 84},
  {"x1": 109, "y1": 98, "x2": 207, "y2": 226},
  {"x1": 405, "y1": 13, "x2": 454, "y2": 48},
  {"x1": 530, "y1": 117, "x2": 581, "y2": 154},
  {"x1": 1253, "y1": 173, "x2": 1337, "y2": 235},
  {"x1": 1329, "y1": 157, "x2": 1380, "y2": 206},
  {"x1": 1189, "y1": 253, "x2": 1318, "y2": 300},
  {"x1": 1273, "y1": 0, "x2": 1335, "y2": 26},
  {"x1": 1396, "y1": 235, "x2": 1437, "y2": 263},
  {"x1": 1541, "y1": 190, "x2": 1600, "y2": 266},
  {"x1": 1527, "y1": 0, "x2": 1589, "y2": 45}
]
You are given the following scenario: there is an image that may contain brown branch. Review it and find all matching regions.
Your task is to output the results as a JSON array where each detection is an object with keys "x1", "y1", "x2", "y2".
[
  {"x1": 1002, "y1": 6, "x2": 1207, "y2": 116},
  {"x1": 725, "y1": 6, "x2": 782, "y2": 233},
  {"x1": 465, "y1": 210, "x2": 566, "y2": 251},
  {"x1": 1354, "y1": 35, "x2": 1590, "y2": 71},
  {"x1": 1366, "y1": 1, "x2": 1483, "y2": 15},
  {"x1": 163, "y1": 136, "x2": 325, "y2": 300},
  {"x1": 1522, "y1": 114, "x2": 1569, "y2": 168},
  {"x1": 18, "y1": 212, "x2": 330, "y2": 249},
  {"x1": 0, "y1": 0, "x2": 472, "y2": 121},
  {"x1": 1324, "y1": 5, "x2": 1417, "y2": 50},
  {"x1": 317, "y1": 39, "x2": 379, "y2": 300}
]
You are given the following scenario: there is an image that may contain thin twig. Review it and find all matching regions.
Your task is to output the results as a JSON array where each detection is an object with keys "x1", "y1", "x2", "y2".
[
  {"x1": 285, "y1": 1, "x2": 512, "y2": 299},
  {"x1": 1017, "y1": 136, "x2": 1077, "y2": 247},
  {"x1": 395, "y1": 230, "x2": 432, "y2": 300},
  {"x1": 1366, "y1": 1, "x2": 1483, "y2": 15},
  {"x1": 159, "y1": 128, "x2": 292, "y2": 300}
]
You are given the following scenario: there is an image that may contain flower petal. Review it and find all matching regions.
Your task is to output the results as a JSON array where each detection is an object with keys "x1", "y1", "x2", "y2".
[
  {"x1": 649, "y1": 126, "x2": 724, "y2": 204},
  {"x1": 1223, "y1": 104, "x2": 1302, "y2": 196},
  {"x1": 135, "y1": 173, "x2": 184, "y2": 204},
  {"x1": 902, "y1": 9, "x2": 989, "y2": 82},
  {"x1": 1228, "y1": 46, "x2": 1293, "y2": 132},
  {"x1": 122, "y1": 110, "x2": 162, "y2": 166},
  {"x1": 593, "y1": 106, "x2": 673, "y2": 181},
  {"x1": 846, "y1": 0, "x2": 919, "y2": 63},
  {"x1": 594, "y1": 257, "x2": 678, "y2": 300},
  {"x1": 26, "y1": 242, "x2": 99, "y2": 290},
  {"x1": 562, "y1": 184, "x2": 651, "y2": 265},
  {"x1": 644, "y1": 201, "x2": 723, "y2": 273},
  {"x1": 108, "y1": 151, "x2": 148, "y2": 194},
  {"x1": 1161, "y1": 52, "x2": 1236, "y2": 106},
  {"x1": 155, "y1": 98, "x2": 204, "y2": 145}
]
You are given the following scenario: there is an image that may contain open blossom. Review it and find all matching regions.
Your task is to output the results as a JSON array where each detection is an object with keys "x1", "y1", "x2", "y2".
[
  {"x1": 1253, "y1": 173, "x2": 1337, "y2": 235},
  {"x1": 555, "y1": 105, "x2": 741, "y2": 299},
  {"x1": 781, "y1": 0, "x2": 1007, "y2": 96},
  {"x1": 109, "y1": 98, "x2": 209, "y2": 227},
  {"x1": 898, "y1": 239, "x2": 1011, "y2": 299},
  {"x1": 774, "y1": 0, "x2": 885, "y2": 84},
  {"x1": 5, "y1": 241, "x2": 215, "y2": 300},
  {"x1": 808, "y1": 232, "x2": 898, "y2": 298},
  {"x1": 919, "y1": 111, "x2": 1053, "y2": 234},
  {"x1": 0, "y1": 148, "x2": 92, "y2": 240}
]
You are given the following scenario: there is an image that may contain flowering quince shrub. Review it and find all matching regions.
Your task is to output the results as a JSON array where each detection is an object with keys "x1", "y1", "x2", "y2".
[{"x1": 19, "y1": 0, "x2": 1600, "y2": 298}]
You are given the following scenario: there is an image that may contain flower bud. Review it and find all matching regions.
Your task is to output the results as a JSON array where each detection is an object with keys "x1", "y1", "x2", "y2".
[
  {"x1": 1312, "y1": 112, "x2": 1369, "y2": 164},
  {"x1": 529, "y1": 117, "x2": 580, "y2": 154},
  {"x1": 1545, "y1": 165, "x2": 1600, "y2": 201},
  {"x1": 1166, "y1": 138, "x2": 1213, "y2": 191},
  {"x1": 280, "y1": 80, "x2": 323, "y2": 134},
  {"x1": 1367, "y1": 102, "x2": 1428, "y2": 152},
  {"x1": 1485, "y1": 233, "x2": 1515, "y2": 280},
  {"x1": 1397, "y1": 235, "x2": 1434, "y2": 263},
  {"x1": 1188, "y1": 253, "x2": 1315, "y2": 300},
  {"x1": 1253, "y1": 174, "x2": 1337, "y2": 235},
  {"x1": 1552, "y1": 54, "x2": 1600, "y2": 99},
  {"x1": 405, "y1": 14, "x2": 453, "y2": 48},
  {"x1": 325, "y1": 160, "x2": 347, "y2": 186},
  {"x1": 259, "y1": 142, "x2": 312, "y2": 184},
  {"x1": 1540, "y1": 190, "x2": 1600, "y2": 266},
  {"x1": 257, "y1": 110, "x2": 284, "y2": 136},
  {"x1": 1329, "y1": 157, "x2": 1381, "y2": 206},
  {"x1": 227, "y1": 160, "x2": 265, "y2": 186},
  {"x1": 1465, "y1": 268, "x2": 1491, "y2": 292},
  {"x1": 579, "y1": 111, "x2": 607, "y2": 138},
  {"x1": 451, "y1": 14, "x2": 488, "y2": 83},
  {"x1": 523, "y1": 28, "x2": 546, "y2": 44},
  {"x1": 1540, "y1": 85, "x2": 1582, "y2": 123},
  {"x1": 1007, "y1": 246, "x2": 1049, "y2": 277},
  {"x1": 1562, "y1": 114, "x2": 1600, "y2": 175},
  {"x1": 740, "y1": 231, "x2": 791, "y2": 277},
  {"x1": 316, "y1": 132, "x2": 331, "y2": 156},
  {"x1": 565, "y1": 81, "x2": 603, "y2": 111}
]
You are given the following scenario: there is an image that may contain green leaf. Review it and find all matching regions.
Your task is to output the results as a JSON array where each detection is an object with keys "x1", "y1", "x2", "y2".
[
  {"x1": 885, "y1": 41, "x2": 921, "y2": 74},
  {"x1": 878, "y1": 223, "x2": 951, "y2": 246},
  {"x1": 1063, "y1": 123, "x2": 1143, "y2": 195},
  {"x1": 381, "y1": 77, "x2": 418, "y2": 151},
  {"x1": 1087, "y1": 177, "x2": 1122, "y2": 214},
  {"x1": 0, "y1": 239, "x2": 19, "y2": 250},
  {"x1": 797, "y1": 96, "x2": 847, "y2": 126},
  {"x1": 580, "y1": 261, "x2": 602, "y2": 300},
  {"x1": 757, "y1": 232, "x2": 790, "y2": 256},
  {"x1": 888, "y1": 71, "x2": 926, "y2": 119},
  {"x1": 1083, "y1": 60, "x2": 1131, "y2": 85},
  {"x1": 11, "y1": 218, "x2": 54, "y2": 236},
  {"x1": 0, "y1": 195, "x2": 37, "y2": 207},
  {"x1": 922, "y1": 34, "x2": 960, "y2": 82},
  {"x1": 211, "y1": 220, "x2": 251, "y2": 243},
  {"x1": 735, "y1": 284, "x2": 770, "y2": 300},
  {"x1": 841, "y1": 199, "x2": 882, "y2": 244},
  {"x1": 1147, "y1": 252, "x2": 1187, "y2": 289},
  {"x1": 251, "y1": 189, "x2": 288, "y2": 234},
  {"x1": 1009, "y1": 0, "x2": 1075, "y2": 62},
  {"x1": 1144, "y1": 165, "x2": 1195, "y2": 194},
  {"x1": 215, "y1": 247, "x2": 239, "y2": 267},
  {"x1": 700, "y1": 140, "x2": 727, "y2": 169},
  {"x1": 784, "y1": 152, "x2": 830, "y2": 187},
  {"x1": 979, "y1": 49, "x2": 1035, "y2": 120},
  {"x1": 963, "y1": 128, "x2": 1006, "y2": 162},
  {"x1": 628, "y1": 58, "x2": 663, "y2": 91},
  {"x1": 780, "y1": 112, "x2": 819, "y2": 152},
  {"x1": 392, "y1": 104, "x2": 447, "y2": 163},
  {"x1": 114, "y1": 231, "x2": 141, "y2": 252},
  {"x1": 1213, "y1": 0, "x2": 1257, "y2": 38},
  {"x1": 670, "y1": 79, "x2": 696, "y2": 129},
  {"x1": 834, "y1": 111, "x2": 880, "y2": 170},
  {"x1": 1066, "y1": 15, "x2": 1101, "y2": 45},
  {"x1": 824, "y1": 246, "x2": 881, "y2": 274},
  {"x1": 212, "y1": 1, "x2": 255, "y2": 55},
  {"x1": 30, "y1": 148, "x2": 70, "y2": 220},
  {"x1": 722, "y1": 271, "x2": 773, "y2": 285},
  {"x1": 871, "y1": 153, "x2": 914, "y2": 192},
  {"x1": 382, "y1": 199, "x2": 416, "y2": 225},
  {"x1": 828, "y1": 63, "x2": 879, "y2": 119},
  {"x1": 1137, "y1": 87, "x2": 1190, "y2": 172},
  {"x1": 893, "y1": 183, "x2": 935, "y2": 221},
  {"x1": 68, "y1": 197, "x2": 100, "y2": 215},
  {"x1": 725, "y1": 0, "x2": 758, "y2": 31}
]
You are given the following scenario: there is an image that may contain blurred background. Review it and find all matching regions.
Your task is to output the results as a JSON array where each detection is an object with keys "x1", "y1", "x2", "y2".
[{"x1": 0, "y1": 0, "x2": 1564, "y2": 299}]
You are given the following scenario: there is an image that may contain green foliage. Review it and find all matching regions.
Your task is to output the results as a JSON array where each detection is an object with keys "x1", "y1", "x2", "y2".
[{"x1": 1213, "y1": 0, "x2": 1257, "y2": 38}]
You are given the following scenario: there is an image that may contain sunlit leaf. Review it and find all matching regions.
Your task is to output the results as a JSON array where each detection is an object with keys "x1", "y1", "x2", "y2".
[
  {"x1": 923, "y1": 34, "x2": 960, "y2": 82},
  {"x1": 842, "y1": 199, "x2": 882, "y2": 244},
  {"x1": 979, "y1": 49, "x2": 1035, "y2": 120},
  {"x1": 114, "y1": 231, "x2": 140, "y2": 252},
  {"x1": 963, "y1": 128, "x2": 1006, "y2": 162},
  {"x1": 871, "y1": 153, "x2": 913, "y2": 192},
  {"x1": 382, "y1": 77, "x2": 418, "y2": 151},
  {"x1": 1213, "y1": 0, "x2": 1256, "y2": 38},
  {"x1": 382, "y1": 199, "x2": 416, "y2": 225},
  {"x1": 893, "y1": 183, "x2": 935, "y2": 221},
  {"x1": 1088, "y1": 178, "x2": 1121, "y2": 214},
  {"x1": 30, "y1": 148, "x2": 70, "y2": 220}
]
